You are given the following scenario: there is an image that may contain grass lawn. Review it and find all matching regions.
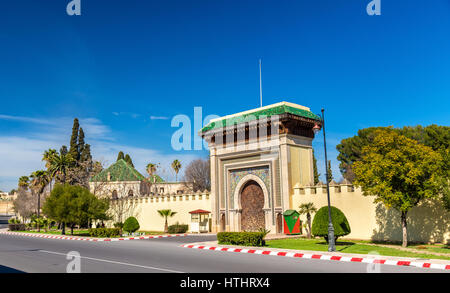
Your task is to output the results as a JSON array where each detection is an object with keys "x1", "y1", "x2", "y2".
[
  {"x1": 265, "y1": 238, "x2": 450, "y2": 261},
  {"x1": 138, "y1": 231, "x2": 168, "y2": 235}
]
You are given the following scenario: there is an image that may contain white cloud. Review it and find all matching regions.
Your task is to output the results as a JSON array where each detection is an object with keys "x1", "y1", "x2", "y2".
[
  {"x1": 149, "y1": 116, "x2": 169, "y2": 120},
  {"x1": 0, "y1": 115, "x2": 201, "y2": 191}
]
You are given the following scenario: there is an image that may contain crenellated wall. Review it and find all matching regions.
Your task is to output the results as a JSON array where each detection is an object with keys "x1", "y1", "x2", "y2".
[
  {"x1": 0, "y1": 200, "x2": 14, "y2": 215},
  {"x1": 292, "y1": 184, "x2": 450, "y2": 244},
  {"x1": 107, "y1": 192, "x2": 212, "y2": 232}
]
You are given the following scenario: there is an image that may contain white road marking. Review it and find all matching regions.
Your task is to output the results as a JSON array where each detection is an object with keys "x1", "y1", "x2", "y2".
[{"x1": 38, "y1": 250, "x2": 184, "y2": 273}]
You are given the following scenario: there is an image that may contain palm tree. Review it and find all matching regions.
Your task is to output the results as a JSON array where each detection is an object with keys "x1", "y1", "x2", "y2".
[
  {"x1": 298, "y1": 202, "x2": 317, "y2": 239},
  {"x1": 18, "y1": 176, "x2": 30, "y2": 191},
  {"x1": 42, "y1": 149, "x2": 57, "y2": 191},
  {"x1": 146, "y1": 163, "x2": 157, "y2": 183},
  {"x1": 171, "y1": 160, "x2": 181, "y2": 182},
  {"x1": 30, "y1": 170, "x2": 50, "y2": 232},
  {"x1": 42, "y1": 149, "x2": 57, "y2": 169},
  {"x1": 49, "y1": 152, "x2": 74, "y2": 184},
  {"x1": 157, "y1": 209, "x2": 177, "y2": 233}
]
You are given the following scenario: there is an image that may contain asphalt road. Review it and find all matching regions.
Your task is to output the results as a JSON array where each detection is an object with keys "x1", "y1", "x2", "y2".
[{"x1": 0, "y1": 234, "x2": 446, "y2": 273}]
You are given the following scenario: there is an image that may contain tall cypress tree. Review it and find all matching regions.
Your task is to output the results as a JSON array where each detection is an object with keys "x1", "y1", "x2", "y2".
[
  {"x1": 124, "y1": 154, "x2": 134, "y2": 167},
  {"x1": 117, "y1": 151, "x2": 125, "y2": 161},
  {"x1": 327, "y1": 160, "x2": 333, "y2": 183},
  {"x1": 80, "y1": 144, "x2": 92, "y2": 164},
  {"x1": 313, "y1": 150, "x2": 320, "y2": 185},
  {"x1": 69, "y1": 118, "x2": 80, "y2": 161},
  {"x1": 60, "y1": 145, "x2": 68, "y2": 156},
  {"x1": 78, "y1": 127, "x2": 85, "y2": 160}
]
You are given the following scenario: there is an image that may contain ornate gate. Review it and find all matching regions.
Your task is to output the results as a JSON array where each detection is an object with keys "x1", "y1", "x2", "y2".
[{"x1": 240, "y1": 180, "x2": 265, "y2": 231}]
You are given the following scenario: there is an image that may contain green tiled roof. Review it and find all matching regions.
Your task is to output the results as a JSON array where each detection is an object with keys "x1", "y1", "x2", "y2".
[
  {"x1": 148, "y1": 174, "x2": 165, "y2": 183},
  {"x1": 200, "y1": 102, "x2": 321, "y2": 133},
  {"x1": 90, "y1": 159, "x2": 146, "y2": 182}
]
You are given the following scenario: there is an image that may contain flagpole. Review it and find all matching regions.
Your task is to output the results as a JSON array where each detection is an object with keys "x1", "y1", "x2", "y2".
[{"x1": 259, "y1": 59, "x2": 263, "y2": 107}]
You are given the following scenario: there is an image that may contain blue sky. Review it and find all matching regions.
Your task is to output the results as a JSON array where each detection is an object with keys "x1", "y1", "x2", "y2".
[{"x1": 0, "y1": 0, "x2": 449, "y2": 191}]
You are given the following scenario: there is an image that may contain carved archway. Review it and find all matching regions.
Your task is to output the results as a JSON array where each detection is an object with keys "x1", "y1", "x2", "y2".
[
  {"x1": 112, "y1": 190, "x2": 118, "y2": 200},
  {"x1": 233, "y1": 174, "x2": 270, "y2": 210},
  {"x1": 240, "y1": 180, "x2": 265, "y2": 232}
]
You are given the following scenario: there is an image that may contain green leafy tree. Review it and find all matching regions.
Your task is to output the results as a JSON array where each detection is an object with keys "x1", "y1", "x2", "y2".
[
  {"x1": 117, "y1": 151, "x2": 125, "y2": 161},
  {"x1": 171, "y1": 159, "x2": 181, "y2": 182},
  {"x1": 312, "y1": 150, "x2": 320, "y2": 185},
  {"x1": 157, "y1": 209, "x2": 177, "y2": 233},
  {"x1": 353, "y1": 129, "x2": 444, "y2": 247},
  {"x1": 298, "y1": 203, "x2": 317, "y2": 239},
  {"x1": 43, "y1": 184, "x2": 109, "y2": 235},
  {"x1": 336, "y1": 127, "x2": 385, "y2": 182},
  {"x1": 337, "y1": 125, "x2": 450, "y2": 184}
]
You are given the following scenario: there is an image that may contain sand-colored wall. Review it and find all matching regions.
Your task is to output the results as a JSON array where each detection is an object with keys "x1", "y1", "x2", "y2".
[
  {"x1": 0, "y1": 201, "x2": 14, "y2": 215},
  {"x1": 100, "y1": 184, "x2": 449, "y2": 243},
  {"x1": 108, "y1": 192, "x2": 212, "y2": 232},
  {"x1": 292, "y1": 185, "x2": 450, "y2": 244}
]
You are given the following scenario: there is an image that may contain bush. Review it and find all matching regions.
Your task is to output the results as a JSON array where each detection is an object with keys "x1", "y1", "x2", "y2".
[
  {"x1": 113, "y1": 222, "x2": 124, "y2": 229},
  {"x1": 88, "y1": 228, "x2": 121, "y2": 238},
  {"x1": 8, "y1": 218, "x2": 20, "y2": 224},
  {"x1": 217, "y1": 232, "x2": 266, "y2": 247},
  {"x1": 312, "y1": 206, "x2": 351, "y2": 242},
  {"x1": 168, "y1": 223, "x2": 188, "y2": 234},
  {"x1": 8, "y1": 223, "x2": 26, "y2": 231},
  {"x1": 123, "y1": 217, "x2": 140, "y2": 233}
]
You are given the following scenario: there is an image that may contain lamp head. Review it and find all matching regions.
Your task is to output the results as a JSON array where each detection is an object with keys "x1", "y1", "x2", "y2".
[{"x1": 313, "y1": 123, "x2": 321, "y2": 134}]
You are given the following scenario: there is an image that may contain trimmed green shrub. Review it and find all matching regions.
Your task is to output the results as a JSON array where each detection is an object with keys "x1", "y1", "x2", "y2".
[
  {"x1": 123, "y1": 217, "x2": 140, "y2": 233},
  {"x1": 217, "y1": 232, "x2": 266, "y2": 247},
  {"x1": 168, "y1": 223, "x2": 188, "y2": 234},
  {"x1": 312, "y1": 206, "x2": 351, "y2": 243},
  {"x1": 88, "y1": 228, "x2": 121, "y2": 238}
]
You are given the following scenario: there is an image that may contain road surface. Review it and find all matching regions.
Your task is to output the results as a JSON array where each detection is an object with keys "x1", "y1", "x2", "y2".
[{"x1": 0, "y1": 233, "x2": 446, "y2": 273}]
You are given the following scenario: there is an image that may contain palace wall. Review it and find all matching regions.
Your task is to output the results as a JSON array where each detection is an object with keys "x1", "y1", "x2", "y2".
[
  {"x1": 107, "y1": 192, "x2": 211, "y2": 232},
  {"x1": 0, "y1": 200, "x2": 14, "y2": 215},
  {"x1": 292, "y1": 184, "x2": 450, "y2": 244},
  {"x1": 98, "y1": 183, "x2": 450, "y2": 243}
]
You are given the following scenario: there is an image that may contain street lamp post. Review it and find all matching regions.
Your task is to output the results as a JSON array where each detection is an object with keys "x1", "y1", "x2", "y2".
[{"x1": 313, "y1": 108, "x2": 336, "y2": 252}]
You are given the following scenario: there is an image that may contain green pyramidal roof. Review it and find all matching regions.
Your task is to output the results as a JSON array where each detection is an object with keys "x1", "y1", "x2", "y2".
[
  {"x1": 90, "y1": 159, "x2": 146, "y2": 182},
  {"x1": 200, "y1": 101, "x2": 321, "y2": 133},
  {"x1": 148, "y1": 174, "x2": 165, "y2": 183}
]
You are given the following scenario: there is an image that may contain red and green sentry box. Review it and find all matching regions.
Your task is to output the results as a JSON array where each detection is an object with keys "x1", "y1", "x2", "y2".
[{"x1": 283, "y1": 210, "x2": 302, "y2": 235}]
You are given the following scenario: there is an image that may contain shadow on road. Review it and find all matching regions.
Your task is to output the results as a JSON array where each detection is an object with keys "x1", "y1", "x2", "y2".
[{"x1": 0, "y1": 265, "x2": 25, "y2": 273}]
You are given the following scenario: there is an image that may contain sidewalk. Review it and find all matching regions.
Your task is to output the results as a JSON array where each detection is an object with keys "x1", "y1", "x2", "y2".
[
  {"x1": 0, "y1": 230, "x2": 188, "y2": 242},
  {"x1": 181, "y1": 240, "x2": 450, "y2": 271}
]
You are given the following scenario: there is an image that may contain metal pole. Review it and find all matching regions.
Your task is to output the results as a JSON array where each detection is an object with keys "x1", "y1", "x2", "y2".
[
  {"x1": 259, "y1": 59, "x2": 263, "y2": 107},
  {"x1": 321, "y1": 108, "x2": 336, "y2": 252}
]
